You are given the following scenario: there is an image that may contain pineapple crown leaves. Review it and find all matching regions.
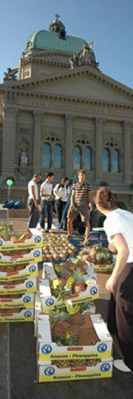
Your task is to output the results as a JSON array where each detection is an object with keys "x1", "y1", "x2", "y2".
[
  {"x1": 64, "y1": 276, "x2": 75, "y2": 289},
  {"x1": 50, "y1": 309, "x2": 69, "y2": 324},
  {"x1": 65, "y1": 301, "x2": 80, "y2": 315},
  {"x1": 72, "y1": 270, "x2": 85, "y2": 282}
]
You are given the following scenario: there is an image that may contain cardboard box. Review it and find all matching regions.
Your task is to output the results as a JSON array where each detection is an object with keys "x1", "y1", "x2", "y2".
[
  {"x1": 0, "y1": 232, "x2": 43, "y2": 251},
  {"x1": 37, "y1": 313, "x2": 112, "y2": 361},
  {"x1": 0, "y1": 293, "x2": 35, "y2": 309},
  {"x1": 0, "y1": 308, "x2": 34, "y2": 322},
  {"x1": 42, "y1": 262, "x2": 96, "y2": 281},
  {"x1": 0, "y1": 278, "x2": 37, "y2": 295},
  {"x1": 39, "y1": 279, "x2": 99, "y2": 311},
  {"x1": 38, "y1": 359, "x2": 113, "y2": 382},
  {"x1": 93, "y1": 264, "x2": 113, "y2": 273},
  {"x1": 0, "y1": 248, "x2": 42, "y2": 265},
  {"x1": 0, "y1": 263, "x2": 38, "y2": 282}
]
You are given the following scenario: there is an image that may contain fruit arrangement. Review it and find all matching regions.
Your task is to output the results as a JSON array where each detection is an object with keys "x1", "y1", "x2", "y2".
[
  {"x1": 52, "y1": 358, "x2": 99, "y2": 368},
  {"x1": 50, "y1": 305, "x2": 99, "y2": 346},
  {"x1": 0, "y1": 223, "x2": 32, "y2": 242},
  {"x1": 42, "y1": 233, "x2": 77, "y2": 262},
  {"x1": 79, "y1": 243, "x2": 113, "y2": 265}
]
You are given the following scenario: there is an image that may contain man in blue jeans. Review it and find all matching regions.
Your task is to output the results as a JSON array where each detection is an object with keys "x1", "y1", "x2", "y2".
[
  {"x1": 27, "y1": 173, "x2": 42, "y2": 228},
  {"x1": 40, "y1": 172, "x2": 54, "y2": 232}
]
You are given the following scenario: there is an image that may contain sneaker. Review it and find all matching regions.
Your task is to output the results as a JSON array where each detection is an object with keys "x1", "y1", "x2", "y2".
[
  {"x1": 83, "y1": 238, "x2": 89, "y2": 246},
  {"x1": 67, "y1": 234, "x2": 72, "y2": 239},
  {"x1": 113, "y1": 359, "x2": 131, "y2": 372}
]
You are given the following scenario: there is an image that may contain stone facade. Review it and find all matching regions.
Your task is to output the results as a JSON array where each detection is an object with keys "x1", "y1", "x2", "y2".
[{"x1": 0, "y1": 27, "x2": 133, "y2": 208}]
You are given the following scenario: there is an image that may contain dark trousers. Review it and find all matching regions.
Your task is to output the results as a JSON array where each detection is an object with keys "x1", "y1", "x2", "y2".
[
  {"x1": 27, "y1": 199, "x2": 39, "y2": 228},
  {"x1": 55, "y1": 199, "x2": 66, "y2": 224},
  {"x1": 40, "y1": 199, "x2": 53, "y2": 230},
  {"x1": 107, "y1": 263, "x2": 133, "y2": 371}
]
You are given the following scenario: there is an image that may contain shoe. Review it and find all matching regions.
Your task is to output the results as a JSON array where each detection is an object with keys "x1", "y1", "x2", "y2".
[
  {"x1": 45, "y1": 229, "x2": 49, "y2": 233},
  {"x1": 83, "y1": 238, "x2": 89, "y2": 246},
  {"x1": 113, "y1": 359, "x2": 131, "y2": 372},
  {"x1": 67, "y1": 234, "x2": 72, "y2": 239}
]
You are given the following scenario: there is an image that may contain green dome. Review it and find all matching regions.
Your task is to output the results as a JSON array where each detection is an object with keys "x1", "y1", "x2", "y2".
[{"x1": 25, "y1": 29, "x2": 87, "y2": 54}]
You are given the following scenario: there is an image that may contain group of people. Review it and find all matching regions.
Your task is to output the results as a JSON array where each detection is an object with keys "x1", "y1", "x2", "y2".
[{"x1": 27, "y1": 169, "x2": 92, "y2": 244}]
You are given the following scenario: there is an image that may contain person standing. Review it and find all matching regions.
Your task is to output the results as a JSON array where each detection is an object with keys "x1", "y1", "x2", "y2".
[
  {"x1": 95, "y1": 186, "x2": 133, "y2": 372},
  {"x1": 27, "y1": 173, "x2": 42, "y2": 228},
  {"x1": 40, "y1": 172, "x2": 54, "y2": 232},
  {"x1": 53, "y1": 177, "x2": 70, "y2": 229},
  {"x1": 67, "y1": 169, "x2": 92, "y2": 245}
]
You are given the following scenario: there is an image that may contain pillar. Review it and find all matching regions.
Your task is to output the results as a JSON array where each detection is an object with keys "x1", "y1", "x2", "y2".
[
  {"x1": 95, "y1": 118, "x2": 103, "y2": 182},
  {"x1": 2, "y1": 106, "x2": 16, "y2": 178},
  {"x1": 33, "y1": 111, "x2": 41, "y2": 173},
  {"x1": 123, "y1": 121, "x2": 132, "y2": 184},
  {"x1": 65, "y1": 114, "x2": 73, "y2": 177}
]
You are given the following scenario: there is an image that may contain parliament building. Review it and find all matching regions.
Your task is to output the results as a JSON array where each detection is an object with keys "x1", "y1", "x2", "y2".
[{"x1": 0, "y1": 16, "x2": 133, "y2": 208}]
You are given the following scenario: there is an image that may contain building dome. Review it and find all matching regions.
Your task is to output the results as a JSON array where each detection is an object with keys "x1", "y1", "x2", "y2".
[{"x1": 24, "y1": 16, "x2": 87, "y2": 55}]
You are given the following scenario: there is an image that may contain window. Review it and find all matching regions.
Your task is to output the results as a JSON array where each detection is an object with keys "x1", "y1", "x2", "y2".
[
  {"x1": 54, "y1": 144, "x2": 62, "y2": 168},
  {"x1": 102, "y1": 148, "x2": 110, "y2": 172},
  {"x1": 73, "y1": 137, "x2": 93, "y2": 171},
  {"x1": 41, "y1": 136, "x2": 62, "y2": 169},
  {"x1": 83, "y1": 146, "x2": 92, "y2": 170},
  {"x1": 102, "y1": 141, "x2": 120, "y2": 172},
  {"x1": 112, "y1": 149, "x2": 120, "y2": 172},
  {"x1": 41, "y1": 143, "x2": 51, "y2": 168},
  {"x1": 73, "y1": 145, "x2": 81, "y2": 170}
]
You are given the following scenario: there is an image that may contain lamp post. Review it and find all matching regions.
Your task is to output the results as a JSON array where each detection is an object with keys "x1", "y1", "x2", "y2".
[{"x1": 5, "y1": 177, "x2": 15, "y2": 201}]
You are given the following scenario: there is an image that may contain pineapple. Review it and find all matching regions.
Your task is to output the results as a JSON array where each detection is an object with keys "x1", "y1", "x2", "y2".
[
  {"x1": 67, "y1": 324, "x2": 79, "y2": 340},
  {"x1": 69, "y1": 312, "x2": 85, "y2": 326},
  {"x1": 72, "y1": 270, "x2": 86, "y2": 294}
]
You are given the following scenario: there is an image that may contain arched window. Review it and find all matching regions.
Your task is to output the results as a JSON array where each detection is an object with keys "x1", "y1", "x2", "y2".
[
  {"x1": 83, "y1": 147, "x2": 92, "y2": 170},
  {"x1": 41, "y1": 143, "x2": 51, "y2": 168},
  {"x1": 73, "y1": 145, "x2": 81, "y2": 170},
  {"x1": 54, "y1": 144, "x2": 62, "y2": 168},
  {"x1": 41, "y1": 135, "x2": 63, "y2": 170},
  {"x1": 102, "y1": 148, "x2": 110, "y2": 172},
  {"x1": 102, "y1": 140, "x2": 121, "y2": 173},
  {"x1": 112, "y1": 148, "x2": 120, "y2": 172}
]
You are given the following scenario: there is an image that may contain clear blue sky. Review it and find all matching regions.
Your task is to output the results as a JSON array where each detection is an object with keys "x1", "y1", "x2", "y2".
[{"x1": 0, "y1": 0, "x2": 133, "y2": 88}]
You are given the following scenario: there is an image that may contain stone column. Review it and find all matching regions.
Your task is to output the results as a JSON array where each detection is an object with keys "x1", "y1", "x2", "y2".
[
  {"x1": 123, "y1": 121, "x2": 131, "y2": 184},
  {"x1": 33, "y1": 111, "x2": 41, "y2": 173},
  {"x1": 95, "y1": 118, "x2": 103, "y2": 182},
  {"x1": 65, "y1": 114, "x2": 73, "y2": 177},
  {"x1": 2, "y1": 106, "x2": 16, "y2": 178}
]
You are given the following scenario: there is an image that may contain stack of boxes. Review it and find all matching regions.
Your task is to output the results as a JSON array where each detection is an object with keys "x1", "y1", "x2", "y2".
[
  {"x1": 35, "y1": 253, "x2": 113, "y2": 382},
  {"x1": 0, "y1": 224, "x2": 42, "y2": 322}
]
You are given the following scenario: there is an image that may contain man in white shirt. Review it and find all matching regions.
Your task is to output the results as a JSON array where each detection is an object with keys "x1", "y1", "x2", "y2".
[
  {"x1": 40, "y1": 172, "x2": 54, "y2": 232},
  {"x1": 27, "y1": 173, "x2": 42, "y2": 228}
]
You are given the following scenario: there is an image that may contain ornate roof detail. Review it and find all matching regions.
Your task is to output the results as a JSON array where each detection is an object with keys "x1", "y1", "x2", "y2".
[
  {"x1": 49, "y1": 14, "x2": 66, "y2": 39},
  {"x1": 70, "y1": 43, "x2": 99, "y2": 70}
]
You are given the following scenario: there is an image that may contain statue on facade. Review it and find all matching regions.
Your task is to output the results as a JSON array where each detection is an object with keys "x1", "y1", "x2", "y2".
[
  {"x1": 18, "y1": 148, "x2": 29, "y2": 167},
  {"x1": 4, "y1": 68, "x2": 18, "y2": 81},
  {"x1": 69, "y1": 43, "x2": 99, "y2": 70},
  {"x1": 49, "y1": 14, "x2": 66, "y2": 39}
]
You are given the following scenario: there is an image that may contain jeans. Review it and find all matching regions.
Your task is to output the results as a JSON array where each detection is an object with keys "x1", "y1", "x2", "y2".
[
  {"x1": 27, "y1": 199, "x2": 39, "y2": 228},
  {"x1": 40, "y1": 199, "x2": 53, "y2": 230}
]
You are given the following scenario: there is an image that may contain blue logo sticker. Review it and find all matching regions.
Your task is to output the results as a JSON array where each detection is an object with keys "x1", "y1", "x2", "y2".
[
  {"x1": 23, "y1": 295, "x2": 31, "y2": 303},
  {"x1": 0, "y1": 239, "x2": 3, "y2": 246},
  {"x1": 26, "y1": 281, "x2": 33, "y2": 288},
  {"x1": 33, "y1": 250, "x2": 40, "y2": 258},
  {"x1": 42, "y1": 344, "x2": 52, "y2": 354},
  {"x1": 44, "y1": 367, "x2": 55, "y2": 376},
  {"x1": 45, "y1": 297, "x2": 54, "y2": 307},
  {"x1": 97, "y1": 343, "x2": 107, "y2": 353},
  {"x1": 100, "y1": 363, "x2": 110, "y2": 372},
  {"x1": 24, "y1": 310, "x2": 32, "y2": 318},
  {"x1": 29, "y1": 265, "x2": 36, "y2": 273},
  {"x1": 34, "y1": 236, "x2": 41, "y2": 243},
  {"x1": 90, "y1": 286, "x2": 97, "y2": 295}
]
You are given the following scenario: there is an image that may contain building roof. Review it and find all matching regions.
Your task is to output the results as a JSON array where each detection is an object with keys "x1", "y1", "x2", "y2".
[{"x1": 25, "y1": 29, "x2": 87, "y2": 54}]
